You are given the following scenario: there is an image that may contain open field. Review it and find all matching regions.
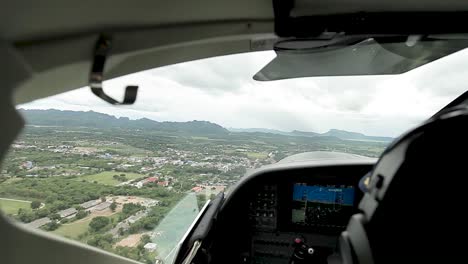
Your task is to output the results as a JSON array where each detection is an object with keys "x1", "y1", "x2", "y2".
[
  {"x1": 52, "y1": 208, "x2": 122, "y2": 239},
  {"x1": 52, "y1": 207, "x2": 122, "y2": 239},
  {"x1": 0, "y1": 198, "x2": 31, "y2": 215},
  {"x1": 115, "y1": 233, "x2": 144, "y2": 248},
  {"x1": 53, "y1": 218, "x2": 92, "y2": 239},
  {"x1": 104, "y1": 144, "x2": 152, "y2": 156},
  {"x1": 246, "y1": 152, "x2": 268, "y2": 159},
  {"x1": 76, "y1": 171, "x2": 145, "y2": 185}
]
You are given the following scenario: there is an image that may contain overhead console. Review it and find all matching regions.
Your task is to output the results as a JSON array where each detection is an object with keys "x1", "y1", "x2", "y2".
[{"x1": 208, "y1": 152, "x2": 376, "y2": 264}]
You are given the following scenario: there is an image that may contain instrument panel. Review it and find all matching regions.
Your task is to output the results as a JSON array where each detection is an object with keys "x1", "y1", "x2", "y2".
[
  {"x1": 291, "y1": 183, "x2": 355, "y2": 229},
  {"x1": 209, "y1": 158, "x2": 375, "y2": 264},
  {"x1": 243, "y1": 166, "x2": 369, "y2": 264}
]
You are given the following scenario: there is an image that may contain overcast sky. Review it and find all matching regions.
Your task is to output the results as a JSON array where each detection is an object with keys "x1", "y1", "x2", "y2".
[{"x1": 20, "y1": 49, "x2": 468, "y2": 137}]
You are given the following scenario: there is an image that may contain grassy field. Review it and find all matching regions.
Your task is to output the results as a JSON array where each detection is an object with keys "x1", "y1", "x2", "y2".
[
  {"x1": 53, "y1": 210, "x2": 122, "y2": 240},
  {"x1": 246, "y1": 152, "x2": 268, "y2": 159},
  {"x1": 0, "y1": 198, "x2": 31, "y2": 215},
  {"x1": 76, "y1": 171, "x2": 145, "y2": 186},
  {"x1": 104, "y1": 143, "x2": 151, "y2": 156},
  {"x1": 191, "y1": 136, "x2": 210, "y2": 140},
  {"x1": 52, "y1": 218, "x2": 92, "y2": 239},
  {"x1": 1, "y1": 178, "x2": 23, "y2": 184}
]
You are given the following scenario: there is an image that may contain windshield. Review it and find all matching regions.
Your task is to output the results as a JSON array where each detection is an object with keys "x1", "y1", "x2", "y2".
[{"x1": 1, "y1": 49, "x2": 467, "y2": 264}]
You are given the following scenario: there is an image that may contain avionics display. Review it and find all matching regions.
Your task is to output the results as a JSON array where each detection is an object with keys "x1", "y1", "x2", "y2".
[{"x1": 292, "y1": 183, "x2": 355, "y2": 228}]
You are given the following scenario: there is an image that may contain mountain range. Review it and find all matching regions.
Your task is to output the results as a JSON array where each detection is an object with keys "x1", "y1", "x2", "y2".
[
  {"x1": 229, "y1": 128, "x2": 392, "y2": 142},
  {"x1": 20, "y1": 109, "x2": 228, "y2": 135},
  {"x1": 19, "y1": 109, "x2": 393, "y2": 142}
]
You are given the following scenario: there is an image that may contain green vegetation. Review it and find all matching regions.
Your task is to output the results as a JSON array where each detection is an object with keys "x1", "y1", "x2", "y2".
[
  {"x1": 110, "y1": 202, "x2": 117, "y2": 212},
  {"x1": 197, "y1": 194, "x2": 207, "y2": 210},
  {"x1": 89, "y1": 216, "x2": 110, "y2": 232},
  {"x1": 30, "y1": 200, "x2": 41, "y2": 209},
  {"x1": 0, "y1": 177, "x2": 181, "y2": 223},
  {"x1": 114, "y1": 238, "x2": 156, "y2": 264},
  {"x1": 121, "y1": 203, "x2": 144, "y2": 220},
  {"x1": 103, "y1": 143, "x2": 152, "y2": 156},
  {"x1": 246, "y1": 152, "x2": 268, "y2": 159},
  {"x1": 0, "y1": 198, "x2": 31, "y2": 215},
  {"x1": 0, "y1": 109, "x2": 391, "y2": 264},
  {"x1": 76, "y1": 171, "x2": 144, "y2": 186},
  {"x1": 75, "y1": 210, "x2": 89, "y2": 219},
  {"x1": 52, "y1": 218, "x2": 92, "y2": 239},
  {"x1": 42, "y1": 221, "x2": 61, "y2": 231}
]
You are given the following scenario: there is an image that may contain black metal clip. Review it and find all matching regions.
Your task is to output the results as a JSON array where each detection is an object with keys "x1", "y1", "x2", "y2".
[{"x1": 89, "y1": 35, "x2": 138, "y2": 105}]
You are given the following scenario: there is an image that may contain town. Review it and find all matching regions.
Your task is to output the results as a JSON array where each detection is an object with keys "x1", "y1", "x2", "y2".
[{"x1": 0, "y1": 110, "x2": 389, "y2": 264}]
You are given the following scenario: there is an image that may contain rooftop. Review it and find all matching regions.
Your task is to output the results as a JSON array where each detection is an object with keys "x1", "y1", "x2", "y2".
[
  {"x1": 80, "y1": 200, "x2": 102, "y2": 209},
  {"x1": 58, "y1": 208, "x2": 77, "y2": 217},
  {"x1": 26, "y1": 217, "x2": 51, "y2": 229},
  {"x1": 93, "y1": 202, "x2": 111, "y2": 211}
]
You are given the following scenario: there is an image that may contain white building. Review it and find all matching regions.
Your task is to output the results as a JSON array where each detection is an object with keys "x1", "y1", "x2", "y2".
[
  {"x1": 57, "y1": 208, "x2": 77, "y2": 218},
  {"x1": 143, "y1": 243, "x2": 157, "y2": 252},
  {"x1": 26, "y1": 217, "x2": 51, "y2": 228},
  {"x1": 80, "y1": 199, "x2": 102, "y2": 209}
]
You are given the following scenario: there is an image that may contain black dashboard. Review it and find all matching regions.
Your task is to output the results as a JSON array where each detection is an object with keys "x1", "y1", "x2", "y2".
[{"x1": 207, "y1": 155, "x2": 375, "y2": 264}]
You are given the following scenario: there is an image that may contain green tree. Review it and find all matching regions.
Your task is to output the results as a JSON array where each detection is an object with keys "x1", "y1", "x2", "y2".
[
  {"x1": 48, "y1": 213, "x2": 61, "y2": 220},
  {"x1": 30, "y1": 200, "x2": 41, "y2": 209},
  {"x1": 110, "y1": 202, "x2": 117, "y2": 212},
  {"x1": 43, "y1": 221, "x2": 60, "y2": 231},
  {"x1": 89, "y1": 216, "x2": 110, "y2": 232},
  {"x1": 17, "y1": 208, "x2": 35, "y2": 223},
  {"x1": 140, "y1": 234, "x2": 151, "y2": 244},
  {"x1": 197, "y1": 194, "x2": 207, "y2": 210},
  {"x1": 75, "y1": 210, "x2": 88, "y2": 219},
  {"x1": 87, "y1": 234, "x2": 114, "y2": 251}
]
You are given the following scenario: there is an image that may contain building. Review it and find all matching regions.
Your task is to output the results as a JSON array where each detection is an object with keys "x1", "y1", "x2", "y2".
[
  {"x1": 157, "y1": 181, "x2": 169, "y2": 187},
  {"x1": 21, "y1": 161, "x2": 33, "y2": 170},
  {"x1": 92, "y1": 201, "x2": 111, "y2": 211},
  {"x1": 202, "y1": 185, "x2": 226, "y2": 193},
  {"x1": 80, "y1": 199, "x2": 102, "y2": 209},
  {"x1": 108, "y1": 221, "x2": 130, "y2": 238},
  {"x1": 143, "y1": 243, "x2": 157, "y2": 252},
  {"x1": 128, "y1": 211, "x2": 147, "y2": 224},
  {"x1": 26, "y1": 217, "x2": 51, "y2": 228},
  {"x1": 144, "y1": 177, "x2": 159, "y2": 184},
  {"x1": 191, "y1": 186, "x2": 203, "y2": 193},
  {"x1": 57, "y1": 208, "x2": 77, "y2": 218},
  {"x1": 141, "y1": 199, "x2": 159, "y2": 207}
]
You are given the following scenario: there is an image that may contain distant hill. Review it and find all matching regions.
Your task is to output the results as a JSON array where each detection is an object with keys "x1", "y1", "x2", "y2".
[
  {"x1": 228, "y1": 128, "x2": 292, "y2": 136},
  {"x1": 19, "y1": 109, "x2": 229, "y2": 135},
  {"x1": 20, "y1": 109, "x2": 393, "y2": 141},
  {"x1": 228, "y1": 128, "x2": 392, "y2": 142},
  {"x1": 290, "y1": 130, "x2": 320, "y2": 137},
  {"x1": 322, "y1": 129, "x2": 393, "y2": 142}
]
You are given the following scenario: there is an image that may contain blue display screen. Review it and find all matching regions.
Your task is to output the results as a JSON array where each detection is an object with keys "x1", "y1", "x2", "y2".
[
  {"x1": 291, "y1": 183, "x2": 355, "y2": 226},
  {"x1": 292, "y1": 184, "x2": 355, "y2": 205}
]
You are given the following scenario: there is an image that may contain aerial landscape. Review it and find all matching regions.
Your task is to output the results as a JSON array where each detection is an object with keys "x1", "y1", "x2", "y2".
[{"x1": 0, "y1": 109, "x2": 391, "y2": 264}]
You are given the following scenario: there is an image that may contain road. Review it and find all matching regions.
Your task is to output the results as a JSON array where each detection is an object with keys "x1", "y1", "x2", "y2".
[
  {"x1": 0, "y1": 197, "x2": 45, "y2": 209},
  {"x1": 0, "y1": 197, "x2": 31, "y2": 203}
]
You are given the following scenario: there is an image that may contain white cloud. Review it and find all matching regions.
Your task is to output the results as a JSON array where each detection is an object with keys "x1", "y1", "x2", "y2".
[{"x1": 20, "y1": 49, "x2": 468, "y2": 137}]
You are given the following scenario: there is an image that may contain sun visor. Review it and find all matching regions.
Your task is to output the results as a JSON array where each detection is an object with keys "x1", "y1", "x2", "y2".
[{"x1": 253, "y1": 37, "x2": 468, "y2": 81}]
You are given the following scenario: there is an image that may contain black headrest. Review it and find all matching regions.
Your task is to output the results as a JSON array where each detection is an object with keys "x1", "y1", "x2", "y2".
[{"x1": 340, "y1": 106, "x2": 468, "y2": 264}]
